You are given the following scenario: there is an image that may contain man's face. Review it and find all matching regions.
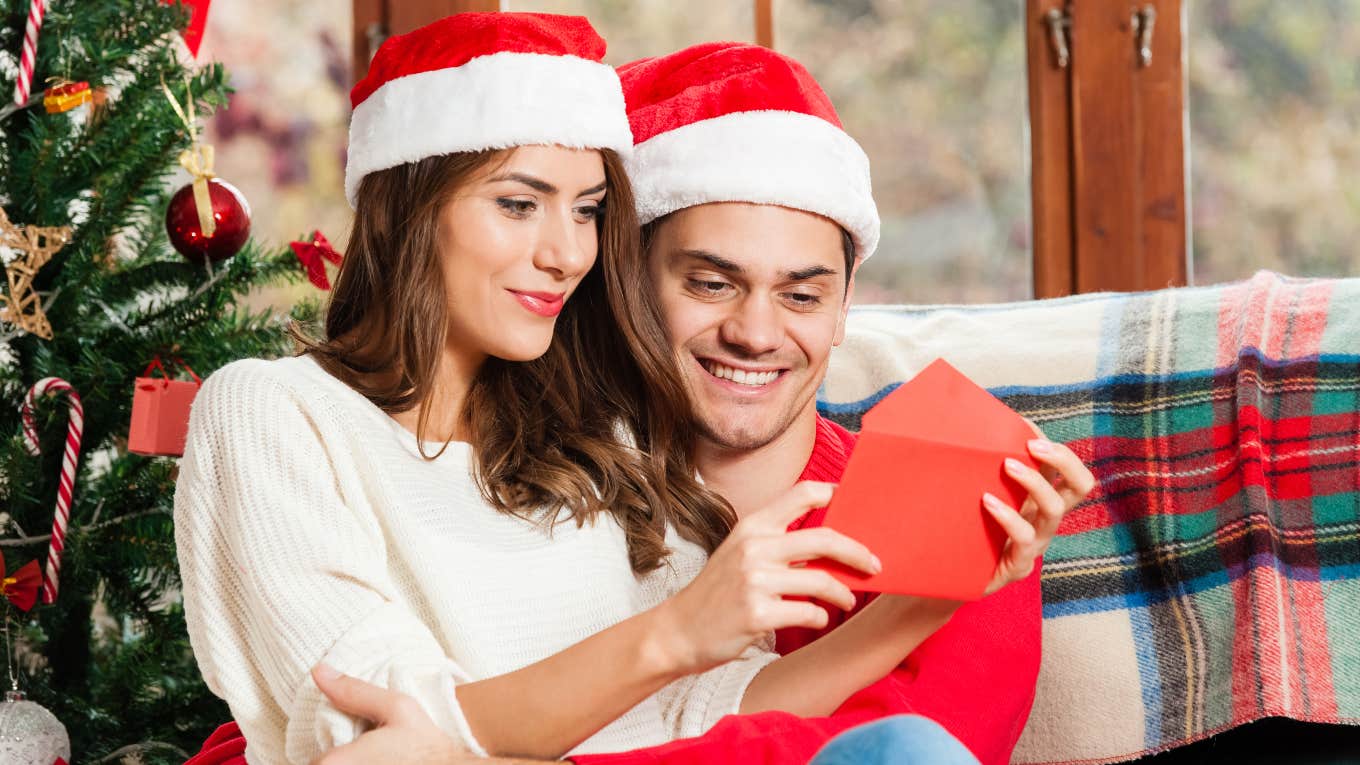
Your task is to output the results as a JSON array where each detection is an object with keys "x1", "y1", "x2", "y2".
[{"x1": 647, "y1": 202, "x2": 855, "y2": 452}]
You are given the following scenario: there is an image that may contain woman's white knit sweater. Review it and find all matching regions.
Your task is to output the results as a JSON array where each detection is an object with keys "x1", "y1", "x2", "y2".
[{"x1": 174, "y1": 355, "x2": 776, "y2": 765}]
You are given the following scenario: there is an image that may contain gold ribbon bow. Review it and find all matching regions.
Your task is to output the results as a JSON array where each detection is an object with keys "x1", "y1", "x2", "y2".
[{"x1": 161, "y1": 77, "x2": 217, "y2": 237}]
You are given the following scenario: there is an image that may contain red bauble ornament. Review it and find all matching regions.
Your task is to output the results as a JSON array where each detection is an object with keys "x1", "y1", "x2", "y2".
[{"x1": 165, "y1": 178, "x2": 252, "y2": 264}]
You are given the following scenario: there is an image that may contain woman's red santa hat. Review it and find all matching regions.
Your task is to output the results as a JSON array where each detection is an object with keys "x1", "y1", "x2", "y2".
[
  {"x1": 346, "y1": 12, "x2": 633, "y2": 206},
  {"x1": 619, "y1": 42, "x2": 880, "y2": 259}
]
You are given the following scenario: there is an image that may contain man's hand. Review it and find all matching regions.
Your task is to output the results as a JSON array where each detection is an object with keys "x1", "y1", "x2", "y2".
[
  {"x1": 981, "y1": 433, "x2": 1096, "y2": 595},
  {"x1": 308, "y1": 664, "x2": 477, "y2": 765}
]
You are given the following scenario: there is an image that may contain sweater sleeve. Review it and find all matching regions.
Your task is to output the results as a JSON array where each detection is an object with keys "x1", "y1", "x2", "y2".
[
  {"x1": 174, "y1": 360, "x2": 485, "y2": 765},
  {"x1": 637, "y1": 532, "x2": 779, "y2": 740}
]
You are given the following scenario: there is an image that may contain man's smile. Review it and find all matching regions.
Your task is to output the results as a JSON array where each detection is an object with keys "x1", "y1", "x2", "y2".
[{"x1": 695, "y1": 355, "x2": 790, "y2": 392}]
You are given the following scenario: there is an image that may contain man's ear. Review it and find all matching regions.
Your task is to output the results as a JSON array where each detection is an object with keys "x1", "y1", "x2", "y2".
[{"x1": 833, "y1": 257, "x2": 862, "y2": 347}]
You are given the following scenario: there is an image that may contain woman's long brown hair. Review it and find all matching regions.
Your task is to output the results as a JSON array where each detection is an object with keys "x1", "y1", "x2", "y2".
[{"x1": 296, "y1": 149, "x2": 734, "y2": 573}]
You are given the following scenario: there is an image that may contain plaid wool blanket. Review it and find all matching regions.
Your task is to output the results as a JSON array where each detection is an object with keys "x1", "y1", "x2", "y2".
[{"x1": 819, "y1": 270, "x2": 1360, "y2": 764}]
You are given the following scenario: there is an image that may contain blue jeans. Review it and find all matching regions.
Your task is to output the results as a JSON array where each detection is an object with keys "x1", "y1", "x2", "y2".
[{"x1": 808, "y1": 715, "x2": 981, "y2": 765}]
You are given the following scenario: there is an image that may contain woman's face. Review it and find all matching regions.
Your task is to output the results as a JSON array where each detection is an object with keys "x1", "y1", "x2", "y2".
[{"x1": 436, "y1": 145, "x2": 607, "y2": 364}]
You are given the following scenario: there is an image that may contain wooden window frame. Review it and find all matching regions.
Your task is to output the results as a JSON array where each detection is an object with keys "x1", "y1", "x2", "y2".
[{"x1": 1027, "y1": 0, "x2": 1188, "y2": 297}]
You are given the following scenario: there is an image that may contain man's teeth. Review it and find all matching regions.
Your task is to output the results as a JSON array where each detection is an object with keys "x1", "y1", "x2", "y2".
[{"x1": 704, "y1": 361, "x2": 779, "y2": 386}]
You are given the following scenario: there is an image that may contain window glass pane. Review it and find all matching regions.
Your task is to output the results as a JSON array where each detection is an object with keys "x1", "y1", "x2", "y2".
[
  {"x1": 778, "y1": 0, "x2": 1031, "y2": 303},
  {"x1": 1189, "y1": 3, "x2": 1360, "y2": 283},
  {"x1": 504, "y1": 0, "x2": 753, "y2": 63}
]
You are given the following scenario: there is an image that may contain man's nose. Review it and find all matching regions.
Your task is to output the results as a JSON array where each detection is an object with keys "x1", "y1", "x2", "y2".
[{"x1": 718, "y1": 294, "x2": 783, "y2": 356}]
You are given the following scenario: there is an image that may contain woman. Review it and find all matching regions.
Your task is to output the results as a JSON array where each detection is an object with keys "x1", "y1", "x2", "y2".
[{"x1": 177, "y1": 12, "x2": 910, "y2": 765}]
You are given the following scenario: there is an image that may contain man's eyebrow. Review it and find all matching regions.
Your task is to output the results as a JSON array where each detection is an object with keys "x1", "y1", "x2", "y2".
[
  {"x1": 679, "y1": 249, "x2": 744, "y2": 274},
  {"x1": 785, "y1": 265, "x2": 838, "y2": 281},
  {"x1": 487, "y1": 172, "x2": 557, "y2": 194}
]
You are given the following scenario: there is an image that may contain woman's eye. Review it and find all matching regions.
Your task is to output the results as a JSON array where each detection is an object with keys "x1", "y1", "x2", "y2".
[
  {"x1": 573, "y1": 203, "x2": 603, "y2": 223},
  {"x1": 496, "y1": 198, "x2": 537, "y2": 217}
]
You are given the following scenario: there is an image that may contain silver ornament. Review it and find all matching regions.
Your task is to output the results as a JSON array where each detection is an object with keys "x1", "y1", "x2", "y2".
[{"x1": 0, "y1": 690, "x2": 70, "y2": 765}]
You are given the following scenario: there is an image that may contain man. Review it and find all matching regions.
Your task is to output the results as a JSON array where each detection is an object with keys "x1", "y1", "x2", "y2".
[{"x1": 294, "y1": 43, "x2": 1094, "y2": 765}]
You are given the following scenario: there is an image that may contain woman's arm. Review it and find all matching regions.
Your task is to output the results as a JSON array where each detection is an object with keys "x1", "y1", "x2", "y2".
[
  {"x1": 453, "y1": 481, "x2": 879, "y2": 758},
  {"x1": 452, "y1": 604, "x2": 683, "y2": 756},
  {"x1": 305, "y1": 439, "x2": 1094, "y2": 765}
]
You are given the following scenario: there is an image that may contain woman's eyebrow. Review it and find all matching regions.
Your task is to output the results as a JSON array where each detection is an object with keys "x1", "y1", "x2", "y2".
[
  {"x1": 576, "y1": 181, "x2": 607, "y2": 197},
  {"x1": 488, "y1": 172, "x2": 557, "y2": 194},
  {"x1": 486, "y1": 174, "x2": 606, "y2": 198}
]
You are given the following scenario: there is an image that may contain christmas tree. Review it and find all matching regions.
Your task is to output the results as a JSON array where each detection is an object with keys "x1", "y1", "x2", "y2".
[{"x1": 0, "y1": 1, "x2": 303, "y2": 760}]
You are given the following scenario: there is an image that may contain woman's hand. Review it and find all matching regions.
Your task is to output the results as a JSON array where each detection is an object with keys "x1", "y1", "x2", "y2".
[
  {"x1": 981, "y1": 435, "x2": 1096, "y2": 596},
  {"x1": 308, "y1": 664, "x2": 474, "y2": 765},
  {"x1": 657, "y1": 481, "x2": 881, "y2": 674}
]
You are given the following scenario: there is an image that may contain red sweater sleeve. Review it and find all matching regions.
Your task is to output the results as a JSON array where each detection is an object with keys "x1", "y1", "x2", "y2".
[{"x1": 575, "y1": 417, "x2": 1041, "y2": 765}]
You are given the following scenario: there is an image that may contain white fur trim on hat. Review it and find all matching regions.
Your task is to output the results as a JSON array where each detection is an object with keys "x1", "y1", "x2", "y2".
[
  {"x1": 626, "y1": 110, "x2": 880, "y2": 259},
  {"x1": 346, "y1": 51, "x2": 633, "y2": 206}
]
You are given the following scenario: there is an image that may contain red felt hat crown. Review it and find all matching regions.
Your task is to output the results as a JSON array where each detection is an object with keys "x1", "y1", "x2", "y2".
[
  {"x1": 345, "y1": 12, "x2": 632, "y2": 206},
  {"x1": 619, "y1": 43, "x2": 879, "y2": 259}
]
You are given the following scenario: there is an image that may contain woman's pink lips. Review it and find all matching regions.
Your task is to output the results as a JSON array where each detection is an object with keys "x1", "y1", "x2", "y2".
[{"x1": 508, "y1": 289, "x2": 565, "y2": 317}]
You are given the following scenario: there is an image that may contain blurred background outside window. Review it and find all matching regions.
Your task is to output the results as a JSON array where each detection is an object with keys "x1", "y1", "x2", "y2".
[{"x1": 1188, "y1": 1, "x2": 1360, "y2": 286}]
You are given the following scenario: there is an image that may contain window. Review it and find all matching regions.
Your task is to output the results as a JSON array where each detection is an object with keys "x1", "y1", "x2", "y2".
[
  {"x1": 1188, "y1": 2, "x2": 1360, "y2": 284},
  {"x1": 346, "y1": 1, "x2": 1360, "y2": 301}
]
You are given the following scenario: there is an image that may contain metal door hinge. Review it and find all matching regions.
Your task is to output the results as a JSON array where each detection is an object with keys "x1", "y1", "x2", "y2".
[
  {"x1": 1133, "y1": 5, "x2": 1157, "y2": 67},
  {"x1": 1044, "y1": 8, "x2": 1072, "y2": 69}
]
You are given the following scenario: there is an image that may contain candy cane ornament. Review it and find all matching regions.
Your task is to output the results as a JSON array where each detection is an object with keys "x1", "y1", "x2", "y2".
[
  {"x1": 20, "y1": 377, "x2": 84, "y2": 605},
  {"x1": 14, "y1": 0, "x2": 48, "y2": 109}
]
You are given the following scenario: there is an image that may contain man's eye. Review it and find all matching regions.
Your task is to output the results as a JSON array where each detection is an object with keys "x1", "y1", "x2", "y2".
[
  {"x1": 496, "y1": 198, "x2": 536, "y2": 216},
  {"x1": 688, "y1": 279, "x2": 730, "y2": 295},
  {"x1": 785, "y1": 293, "x2": 822, "y2": 308}
]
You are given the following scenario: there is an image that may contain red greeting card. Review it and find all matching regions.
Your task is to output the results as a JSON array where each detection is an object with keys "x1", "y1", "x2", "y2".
[{"x1": 809, "y1": 359, "x2": 1040, "y2": 600}]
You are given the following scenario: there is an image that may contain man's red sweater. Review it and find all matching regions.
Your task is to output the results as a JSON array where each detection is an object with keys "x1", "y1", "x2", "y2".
[
  {"x1": 184, "y1": 417, "x2": 1041, "y2": 765},
  {"x1": 573, "y1": 416, "x2": 1043, "y2": 765}
]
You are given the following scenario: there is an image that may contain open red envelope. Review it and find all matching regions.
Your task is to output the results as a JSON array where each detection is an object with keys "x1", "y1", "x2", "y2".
[{"x1": 808, "y1": 358, "x2": 1041, "y2": 600}]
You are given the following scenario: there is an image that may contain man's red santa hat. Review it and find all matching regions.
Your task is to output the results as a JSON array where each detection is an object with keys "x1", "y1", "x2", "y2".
[
  {"x1": 619, "y1": 42, "x2": 880, "y2": 259},
  {"x1": 346, "y1": 12, "x2": 633, "y2": 206}
]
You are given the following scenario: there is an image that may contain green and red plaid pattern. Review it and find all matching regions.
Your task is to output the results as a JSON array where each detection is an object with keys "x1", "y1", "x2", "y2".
[{"x1": 819, "y1": 271, "x2": 1360, "y2": 764}]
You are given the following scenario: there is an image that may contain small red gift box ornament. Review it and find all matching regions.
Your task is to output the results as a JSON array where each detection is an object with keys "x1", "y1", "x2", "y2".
[
  {"x1": 128, "y1": 357, "x2": 202, "y2": 457},
  {"x1": 0, "y1": 549, "x2": 41, "y2": 613}
]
